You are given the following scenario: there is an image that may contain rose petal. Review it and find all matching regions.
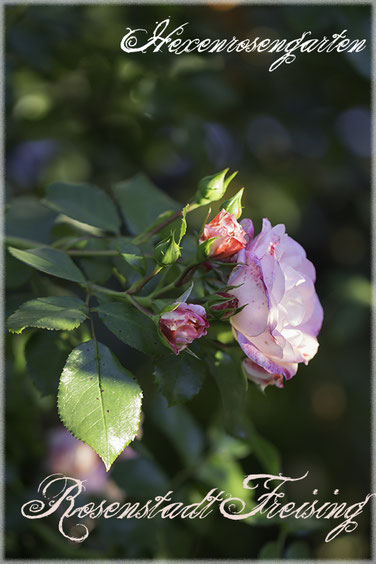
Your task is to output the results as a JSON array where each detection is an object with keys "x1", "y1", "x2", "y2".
[
  {"x1": 242, "y1": 358, "x2": 284, "y2": 391},
  {"x1": 230, "y1": 253, "x2": 270, "y2": 337},
  {"x1": 236, "y1": 331, "x2": 298, "y2": 380}
]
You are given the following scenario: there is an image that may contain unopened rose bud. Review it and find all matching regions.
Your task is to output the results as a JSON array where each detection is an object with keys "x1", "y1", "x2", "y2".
[
  {"x1": 220, "y1": 188, "x2": 244, "y2": 220},
  {"x1": 159, "y1": 303, "x2": 209, "y2": 354},
  {"x1": 195, "y1": 169, "x2": 237, "y2": 206},
  {"x1": 211, "y1": 292, "x2": 239, "y2": 319},
  {"x1": 199, "y1": 209, "x2": 246, "y2": 260},
  {"x1": 154, "y1": 232, "x2": 181, "y2": 266}
]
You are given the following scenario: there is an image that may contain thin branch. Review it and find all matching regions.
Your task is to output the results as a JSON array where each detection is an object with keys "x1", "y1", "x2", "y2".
[
  {"x1": 67, "y1": 249, "x2": 120, "y2": 256},
  {"x1": 132, "y1": 202, "x2": 198, "y2": 244},
  {"x1": 126, "y1": 266, "x2": 162, "y2": 295}
]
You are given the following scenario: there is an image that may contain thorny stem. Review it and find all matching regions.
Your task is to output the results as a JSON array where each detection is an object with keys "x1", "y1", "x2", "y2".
[
  {"x1": 126, "y1": 294, "x2": 155, "y2": 318},
  {"x1": 126, "y1": 266, "x2": 162, "y2": 295},
  {"x1": 90, "y1": 284, "x2": 154, "y2": 318},
  {"x1": 132, "y1": 202, "x2": 198, "y2": 244},
  {"x1": 149, "y1": 260, "x2": 205, "y2": 299},
  {"x1": 174, "y1": 262, "x2": 200, "y2": 287},
  {"x1": 86, "y1": 284, "x2": 97, "y2": 342}
]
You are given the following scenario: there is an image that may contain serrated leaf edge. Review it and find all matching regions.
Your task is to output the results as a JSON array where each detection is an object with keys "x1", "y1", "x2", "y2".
[{"x1": 57, "y1": 343, "x2": 143, "y2": 471}]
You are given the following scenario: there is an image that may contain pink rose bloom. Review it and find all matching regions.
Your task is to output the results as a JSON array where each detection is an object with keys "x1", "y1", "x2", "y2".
[
  {"x1": 159, "y1": 303, "x2": 209, "y2": 354},
  {"x1": 199, "y1": 209, "x2": 247, "y2": 260},
  {"x1": 229, "y1": 218, "x2": 323, "y2": 389}
]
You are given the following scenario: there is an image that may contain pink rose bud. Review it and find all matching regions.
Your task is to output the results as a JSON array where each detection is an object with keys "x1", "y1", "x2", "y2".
[
  {"x1": 199, "y1": 209, "x2": 247, "y2": 261},
  {"x1": 229, "y1": 218, "x2": 323, "y2": 390},
  {"x1": 159, "y1": 303, "x2": 209, "y2": 355},
  {"x1": 211, "y1": 292, "x2": 239, "y2": 318}
]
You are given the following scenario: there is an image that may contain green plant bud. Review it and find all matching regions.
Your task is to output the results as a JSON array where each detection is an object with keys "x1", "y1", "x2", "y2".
[
  {"x1": 220, "y1": 187, "x2": 244, "y2": 219},
  {"x1": 195, "y1": 169, "x2": 238, "y2": 206},
  {"x1": 197, "y1": 237, "x2": 218, "y2": 260},
  {"x1": 154, "y1": 231, "x2": 181, "y2": 266}
]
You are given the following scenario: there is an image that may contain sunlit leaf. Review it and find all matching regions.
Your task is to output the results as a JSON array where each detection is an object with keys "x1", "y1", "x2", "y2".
[
  {"x1": 58, "y1": 340, "x2": 143, "y2": 471},
  {"x1": 7, "y1": 296, "x2": 87, "y2": 334}
]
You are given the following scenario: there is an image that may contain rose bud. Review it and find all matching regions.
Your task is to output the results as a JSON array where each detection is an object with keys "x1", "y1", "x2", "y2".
[
  {"x1": 199, "y1": 209, "x2": 247, "y2": 261},
  {"x1": 195, "y1": 168, "x2": 237, "y2": 206},
  {"x1": 154, "y1": 231, "x2": 181, "y2": 266},
  {"x1": 159, "y1": 302, "x2": 209, "y2": 355},
  {"x1": 229, "y1": 218, "x2": 323, "y2": 389},
  {"x1": 220, "y1": 187, "x2": 244, "y2": 220},
  {"x1": 211, "y1": 292, "x2": 239, "y2": 319}
]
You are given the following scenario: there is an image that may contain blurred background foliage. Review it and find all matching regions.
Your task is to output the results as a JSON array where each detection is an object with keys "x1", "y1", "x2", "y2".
[{"x1": 5, "y1": 3, "x2": 371, "y2": 560}]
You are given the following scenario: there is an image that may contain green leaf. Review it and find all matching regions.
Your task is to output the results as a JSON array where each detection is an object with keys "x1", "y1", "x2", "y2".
[
  {"x1": 177, "y1": 204, "x2": 188, "y2": 244},
  {"x1": 197, "y1": 236, "x2": 218, "y2": 259},
  {"x1": 96, "y1": 301, "x2": 162, "y2": 356},
  {"x1": 133, "y1": 210, "x2": 176, "y2": 244},
  {"x1": 6, "y1": 253, "x2": 31, "y2": 290},
  {"x1": 258, "y1": 541, "x2": 281, "y2": 559},
  {"x1": 8, "y1": 247, "x2": 86, "y2": 284},
  {"x1": 209, "y1": 351, "x2": 248, "y2": 437},
  {"x1": 153, "y1": 353, "x2": 206, "y2": 406},
  {"x1": 7, "y1": 296, "x2": 87, "y2": 334},
  {"x1": 26, "y1": 331, "x2": 73, "y2": 396},
  {"x1": 79, "y1": 239, "x2": 113, "y2": 283},
  {"x1": 119, "y1": 253, "x2": 146, "y2": 276},
  {"x1": 112, "y1": 174, "x2": 179, "y2": 235},
  {"x1": 285, "y1": 541, "x2": 311, "y2": 559},
  {"x1": 198, "y1": 450, "x2": 252, "y2": 503},
  {"x1": 150, "y1": 394, "x2": 204, "y2": 465},
  {"x1": 209, "y1": 351, "x2": 280, "y2": 473},
  {"x1": 6, "y1": 197, "x2": 57, "y2": 243},
  {"x1": 159, "y1": 281, "x2": 194, "y2": 314},
  {"x1": 111, "y1": 237, "x2": 145, "y2": 286},
  {"x1": 246, "y1": 421, "x2": 281, "y2": 475},
  {"x1": 111, "y1": 456, "x2": 169, "y2": 499},
  {"x1": 45, "y1": 182, "x2": 121, "y2": 234},
  {"x1": 58, "y1": 340, "x2": 143, "y2": 471}
]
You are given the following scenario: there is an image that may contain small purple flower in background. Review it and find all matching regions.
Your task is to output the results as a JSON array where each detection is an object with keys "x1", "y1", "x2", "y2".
[
  {"x1": 8, "y1": 139, "x2": 58, "y2": 189},
  {"x1": 159, "y1": 303, "x2": 209, "y2": 355},
  {"x1": 47, "y1": 427, "x2": 139, "y2": 492},
  {"x1": 229, "y1": 218, "x2": 323, "y2": 390}
]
